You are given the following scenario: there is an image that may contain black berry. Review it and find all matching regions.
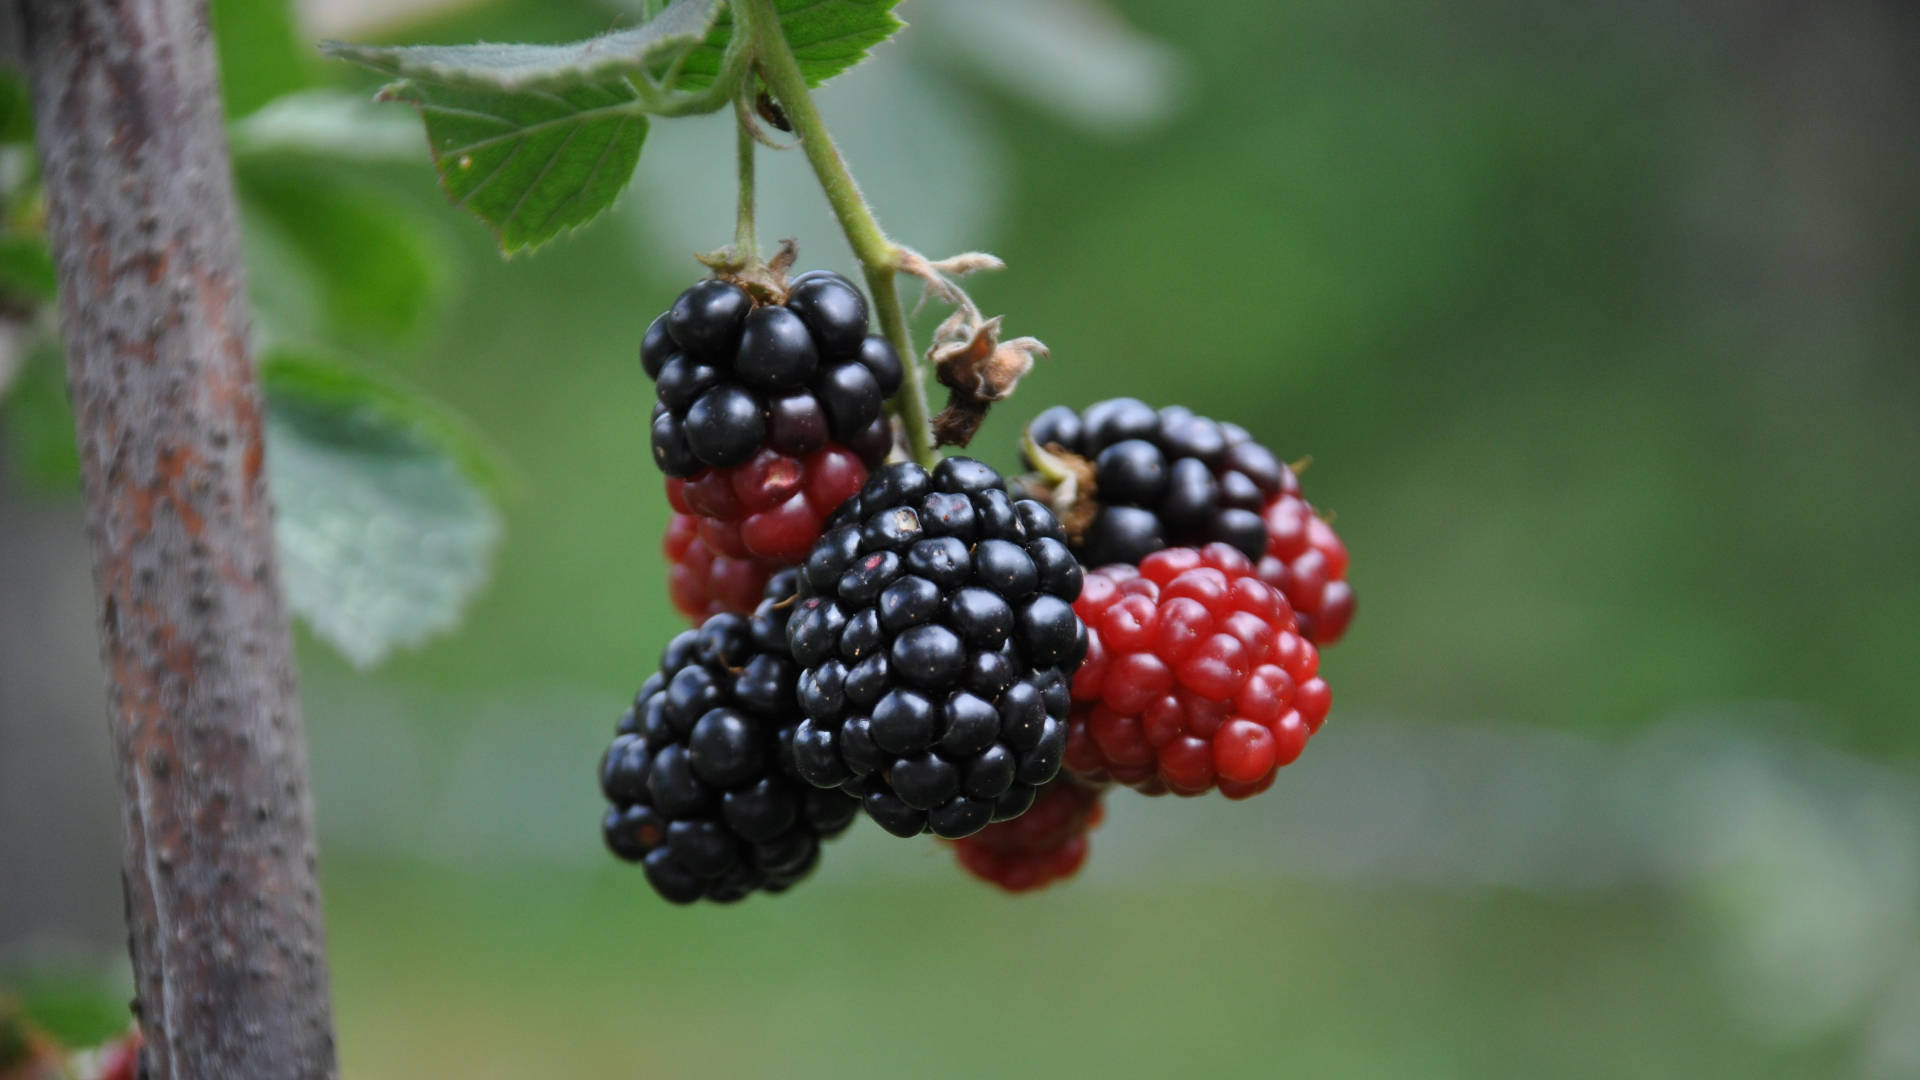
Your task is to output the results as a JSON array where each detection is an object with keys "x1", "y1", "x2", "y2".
[
  {"x1": 646, "y1": 272, "x2": 892, "y2": 476},
  {"x1": 1023, "y1": 398, "x2": 1287, "y2": 566},
  {"x1": 786, "y1": 274, "x2": 870, "y2": 357},
  {"x1": 599, "y1": 572, "x2": 861, "y2": 903},
  {"x1": 786, "y1": 459, "x2": 1089, "y2": 839}
]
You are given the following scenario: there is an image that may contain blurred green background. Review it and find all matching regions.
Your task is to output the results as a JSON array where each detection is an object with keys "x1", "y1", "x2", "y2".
[{"x1": 5, "y1": 0, "x2": 1920, "y2": 1076}]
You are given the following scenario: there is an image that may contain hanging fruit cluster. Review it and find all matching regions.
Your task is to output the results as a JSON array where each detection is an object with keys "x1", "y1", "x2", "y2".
[{"x1": 601, "y1": 271, "x2": 1355, "y2": 902}]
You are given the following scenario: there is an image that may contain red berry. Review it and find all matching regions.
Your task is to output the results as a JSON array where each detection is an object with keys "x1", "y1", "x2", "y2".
[
  {"x1": 1255, "y1": 471, "x2": 1355, "y2": 646},
  {"x1": 1066, "y1": 543, "x2": 1331, "y2": 797},
  {"x1": 664, "y1": 445, "x2": 874, "y2": 622},
  {"x1": 664, "y1": 513, "x2": 774, "y2": 620},
  {"x1": 947, "y1": 778, "x2": 1106, "y2": 893}
]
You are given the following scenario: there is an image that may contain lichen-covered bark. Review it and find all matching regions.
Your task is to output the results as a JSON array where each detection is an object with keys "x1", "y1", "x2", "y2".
[{"x1": 18, "y1": 1, "x2": 338, "y2": 1077}]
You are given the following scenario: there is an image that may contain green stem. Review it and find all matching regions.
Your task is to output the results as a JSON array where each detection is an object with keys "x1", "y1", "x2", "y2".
[
  {"x1": 633, "y1": 29, "x2": 751, "y2": 117},
  {"x1": 733, "y1": 101, "x2": 756, "y2": 258},
  {"x1": 738, "y1": 0, "x2": 937, "y2": 469}
]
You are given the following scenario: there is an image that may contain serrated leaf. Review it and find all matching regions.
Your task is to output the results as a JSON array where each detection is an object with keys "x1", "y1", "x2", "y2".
[
  {"x1": 263, "y1": 350, "x2": 504, "y2": 669},
  {"x1": 678, "y1": 0, "x2": 905, "y2": 90},
  {"x1": 319, "y1": 0, "x2": 720, "y2": 92},
  {"x1": 377, "y1": 78, "x2": 648, "y2": 254}
]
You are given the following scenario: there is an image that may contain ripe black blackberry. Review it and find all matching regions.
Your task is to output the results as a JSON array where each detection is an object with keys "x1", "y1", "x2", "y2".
[
  {"x1": 1023, "y1": 398, "x2": 1287, "y2": 567},
  {"x1": 784, "y1": 457, "x2": 1089, "y2": 839},
  {"x1": 600, "y1": 571, "x2": 861, "y2": 903},
  {"x1": 645, "y1": 273, "x2": 901, "y2": 476}
]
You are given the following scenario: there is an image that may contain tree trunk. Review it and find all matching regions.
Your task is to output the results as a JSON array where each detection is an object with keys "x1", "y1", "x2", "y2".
[{"x1": 16, "y1": 1, "x2": 338, "y2": 1077}]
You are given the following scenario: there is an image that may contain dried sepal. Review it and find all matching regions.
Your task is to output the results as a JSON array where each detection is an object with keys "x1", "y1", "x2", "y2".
[
  {"x1": 695, "y1": 236, "x2": 801, "y2": 304},
  {"x1": 929, "y1": 315, "x2": 1049, "y2": 448}
]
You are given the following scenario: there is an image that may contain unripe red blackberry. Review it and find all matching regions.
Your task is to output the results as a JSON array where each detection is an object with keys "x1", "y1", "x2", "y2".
[
  {"x1": 645, "y1": 272, "x2": 899, "y2": 477},
  {"x1": 948, "y1": 777, "x2": 1106, "y2": 893},
  {"x1": 1065, "y1": 544, "x2": 1331, "y2": 797},
  {"x1": 601, "y1": 572, "x2": 861, "y2": 903},
  {"x1": 784, "y1": 457, "x2": 1090, "y2": 839},
  {"x1": 664, "y1": 444, "x2": 871, "y2": 568},
  {"x1": 664, "y1": 512, "x2": 774, "y2": 620},
  {"x1": 1256, "y1": 472, "x2": 1355, "y2": 646},
  {"x1": 1022, "y1": 400, "x2": 1286, "y2": 567}
]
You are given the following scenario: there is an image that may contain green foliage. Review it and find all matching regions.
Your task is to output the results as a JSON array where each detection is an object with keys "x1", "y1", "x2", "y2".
[
  {"x1": 321, "y1": 0, "x2": 907, "y2": 254},
  {"x1": 373, "y1": 79, "x2": 648, "y2": 254},
  {"x1": 0, "y1": 236, "x2": 55, "y2": 302},
  {"x1": 320, "y1": 0, "x2": 720, "y2": 91},
  {"x1": 1, "y1": 976, "x2": 128, "y2": 1050},
  {"x1": 264, "y1": 350, "x2": 505, "y2": 669},
  {"x1": 0, "y1": 73, "x2": 33, "y2": 144},
  {"x1": 210, "y1": 0, "x2": 314, "y2": 118},
  {"x1": 237, "y1": 162, "x2": 448, "y2": 340},
  {"x1": 678, "y1": 0, "x2": 905, "y2": 90},
  {"x1": 1, "y1": 341, "x2": 79, "y2": 490}
]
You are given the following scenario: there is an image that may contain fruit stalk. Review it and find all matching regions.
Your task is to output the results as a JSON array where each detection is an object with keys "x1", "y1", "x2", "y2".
[
  {"x1": 733, "y1": 98, "x2": 757, "y2": 258},
  {"x1": 739, "y1": 0, "x2": 938, "y2": 469}
]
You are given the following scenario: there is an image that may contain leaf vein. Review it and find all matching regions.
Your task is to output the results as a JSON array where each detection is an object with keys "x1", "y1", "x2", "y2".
[
  {"x1": 532, "y1": 116, "x2": 630, "y2": 236},
  {"x1": 449, "y1": 138, "x2": 525, "y2": 208},
  {"x1": 501, "y1": 121, "x2": 586, "y2": 233},
  {"x1": 426, "y1": 98, "x2": 640, "y2": 159}
]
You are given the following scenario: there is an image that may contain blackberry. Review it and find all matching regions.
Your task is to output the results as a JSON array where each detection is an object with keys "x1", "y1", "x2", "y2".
[
  {"x1": 644, "y1": 273, "x2": 900, "y2": 477},
  {"x1": 1023, "y1": 399, "x2": 1286, "y2": 567},
  {"x1": 784, "y1": 458, "x2": 1090, "y2": 839},
  {"x1": 600, "y1": 572, "x2": 861, "y2": 903}
]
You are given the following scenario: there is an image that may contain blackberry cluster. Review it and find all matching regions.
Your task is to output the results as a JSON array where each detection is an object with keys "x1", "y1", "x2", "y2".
[
  {"x1": 646, "y1": 273, "x2": 899, "y2": 477},
  {"x1": 1024, "y1": 398, "x2": 1288, "y2": 568},
  {"x1": 601, "y1": 573, "x2": 860, "y2": 903},
  {"x1": 1066, "y1": 544, "x2": 1330, "y2": 798},
  {"x1": 784, "y1": 457, "x2": 1090, "y2": 839},
  {"x1": 949, "y1": 777, "x2": 1106, "y2": 893}
]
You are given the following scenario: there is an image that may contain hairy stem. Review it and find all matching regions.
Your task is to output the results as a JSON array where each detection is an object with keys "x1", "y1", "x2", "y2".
[
  {"x1": 733, "y1": 99, "x2": 756, "y2": 258},
  {"x1": 738, "y1": 0, "x2": 937, "y2": 469}
]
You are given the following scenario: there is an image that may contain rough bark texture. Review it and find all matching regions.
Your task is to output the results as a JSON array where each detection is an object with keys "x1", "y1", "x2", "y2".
[{"x1": 17, "y1": 1, "x2": 338, "y2": 1077}]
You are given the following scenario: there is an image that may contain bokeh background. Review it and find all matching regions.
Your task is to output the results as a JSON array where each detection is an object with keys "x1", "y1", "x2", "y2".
[{"x1": 5, "y1": 0, "x2": 1920, "y2": 1075}]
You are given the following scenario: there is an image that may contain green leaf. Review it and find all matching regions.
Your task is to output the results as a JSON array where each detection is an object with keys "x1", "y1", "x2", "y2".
[
  {"x1": 678, "y1": 0, "x2": 906, "y2": 90},
  {"x1": 263, "y1": 350, "x2": 505, "y2": 668},
  {"x1": 1, "y1": 340, "x2": 80, "y2": 491},
  {"x1": 237, "y1": 163, "x2": 448, "y2": 340},
  {"x1": 319, "y1": 0, "x2": 720, "y2": 92},
  {"x1": 373, "y1": 78, "x2": 648, "y2": 254},
  {"x1": 210, "y1": 0, "x2": 314, "y2": 119}
]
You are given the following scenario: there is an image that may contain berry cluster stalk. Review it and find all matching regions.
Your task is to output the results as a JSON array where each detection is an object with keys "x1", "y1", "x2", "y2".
[
  {"x1": 733, "y1": 102, "x2": 757, "y2": 257},
  {"x1": 736, "y1": 0, "x2": 938, "y2": 470}
]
